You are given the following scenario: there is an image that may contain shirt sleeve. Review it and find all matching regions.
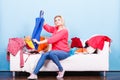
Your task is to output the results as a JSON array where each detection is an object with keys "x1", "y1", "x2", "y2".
[
  {"x1": 47, "y1": 29, "x2": 68, "y2": 44},
  {"x1": 43, "y1": 24, "x2": 55, "y2": 33}
]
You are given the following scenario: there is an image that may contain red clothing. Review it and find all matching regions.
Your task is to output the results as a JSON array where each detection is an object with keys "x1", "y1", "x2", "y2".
[
  {"x1": 7, "y1": 38, "x2": 25, "y2": 68},
  {"x1": 86, "y1": 35, "x2": 111, "y2": 50},
  {"x1": 43, "y1": 24, "x2": 70, "y2": 52},
  {"x1": 71, "y1": 37, "x2": 83, "y2": 48}
]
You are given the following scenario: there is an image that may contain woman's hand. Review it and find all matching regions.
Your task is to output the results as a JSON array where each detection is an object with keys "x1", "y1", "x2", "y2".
[
  {"x1": 44, "y1": 22, "x2": 47, "y2": 25},
  {"x1": 33, "y1": 39, "x2": 48, "y2": 44},
  {"x1": 33, "y1": 39, "x2": 39, "y2": 44}
]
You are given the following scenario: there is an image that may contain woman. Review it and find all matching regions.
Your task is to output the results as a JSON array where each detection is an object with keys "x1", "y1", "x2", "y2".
[{"x1": 28, "y1": 15, "x2": 70, "y2": 79}]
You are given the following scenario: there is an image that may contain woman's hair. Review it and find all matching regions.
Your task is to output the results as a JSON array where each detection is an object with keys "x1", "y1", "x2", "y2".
[{"x1": 54, "y1": 15, "x2": 65, "y2": 26}]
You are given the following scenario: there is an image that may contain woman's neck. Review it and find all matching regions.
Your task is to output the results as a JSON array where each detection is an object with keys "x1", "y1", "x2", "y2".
[
  {"x1": 59, "y1": 25, "x2": 65, "y2": 29},
  {"x1": 57, "y1": 25, "x2": 65, "y2": 31}
]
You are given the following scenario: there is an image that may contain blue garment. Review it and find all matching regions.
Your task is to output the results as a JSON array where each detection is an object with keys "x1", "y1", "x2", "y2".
[
  {"x1": 33, "y1": 50, "x2": 70, "y2": 74},
  {"x1": 69, "y1": 47, "x2": 77, "y2": 56},
  {"x1": 32, "y1": 17, "x2": 44, "y2": 49}
]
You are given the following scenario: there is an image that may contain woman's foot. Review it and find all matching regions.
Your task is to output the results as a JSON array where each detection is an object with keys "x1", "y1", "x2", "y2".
[
  {"x1": 56, "y1": 70, "x2": 65, "y2": 78},
  {"x1": 27, "y1": 73, "x2": 38, "y2": 79}
]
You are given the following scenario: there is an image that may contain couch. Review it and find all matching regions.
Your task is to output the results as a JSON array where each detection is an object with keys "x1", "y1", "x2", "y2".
[{"x1": 10, "y1": 40, "x2": 110, "y2": 77}]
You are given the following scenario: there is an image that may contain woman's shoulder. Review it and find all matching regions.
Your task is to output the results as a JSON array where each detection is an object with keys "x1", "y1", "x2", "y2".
[{"x1": 60, "y1": 28, "x2": 69, "y2": 34}]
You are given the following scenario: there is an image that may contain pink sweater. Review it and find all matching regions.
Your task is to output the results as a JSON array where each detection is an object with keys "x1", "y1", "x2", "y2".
[
  {"x1": 43, "y1": 24, "x2": 70, "y2": 52},
  {"x1": 7, "y1": 38, "x2": 25, "y2": 68}
]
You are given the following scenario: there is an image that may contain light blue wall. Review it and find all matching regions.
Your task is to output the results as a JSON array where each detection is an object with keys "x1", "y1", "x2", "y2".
[{"x1": 0, "y1": 0, "x2": 120, "y2": 71}]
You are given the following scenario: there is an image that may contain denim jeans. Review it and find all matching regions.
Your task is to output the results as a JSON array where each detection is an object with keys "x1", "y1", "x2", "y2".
[{"x1": 33, "y1": 50, "x2": 70, "y2": 74}]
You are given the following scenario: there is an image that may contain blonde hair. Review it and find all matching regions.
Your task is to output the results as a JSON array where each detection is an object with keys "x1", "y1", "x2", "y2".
[{"x1": 54, "y1": 15, "x2": 65, "y2": 26}]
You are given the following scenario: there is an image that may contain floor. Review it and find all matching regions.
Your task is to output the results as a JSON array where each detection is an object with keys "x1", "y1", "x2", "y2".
[{"x1": 0, "y1": 71, "x2": 120, "y2": 80}]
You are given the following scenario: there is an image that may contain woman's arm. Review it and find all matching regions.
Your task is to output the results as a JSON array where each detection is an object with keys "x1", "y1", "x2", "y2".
[
  {"x1": 43, "y1": 23, "x2": 55, "y2": 33},
  {"x1": 47, "y1": 29, "x2": 68, "y2": 44}
]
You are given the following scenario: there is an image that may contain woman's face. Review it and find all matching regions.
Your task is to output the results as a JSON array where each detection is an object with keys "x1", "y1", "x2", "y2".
[{"x1": 54, "y1": 17, "x2": 63, "y2": 26}]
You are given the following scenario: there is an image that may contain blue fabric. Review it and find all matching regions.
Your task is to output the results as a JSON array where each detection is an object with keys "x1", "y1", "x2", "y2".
[
  {"x1": 33, "y1": 50, "x2": 70, "y2": 74},
  {"x1": 32, "y1": 17, "x2": 44, "y2": 49},
  {"x1": 69, "y1": 47, "x2": 77, "y2": 56}
]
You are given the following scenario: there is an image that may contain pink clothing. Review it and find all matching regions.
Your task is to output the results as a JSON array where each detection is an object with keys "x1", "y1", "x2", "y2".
[
  {"x1": 43, "y1": 24, "x2": 70, "y2": 52},
  {"x1": 86, "y1": 35, "x2": 111, "y2": 50},
  {"x1": 7, "y1": 38, "x2": 25, "y2": 68}
]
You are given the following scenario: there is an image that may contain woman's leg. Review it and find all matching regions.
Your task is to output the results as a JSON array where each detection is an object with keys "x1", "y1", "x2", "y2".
[
  {"x1": 28, "y1": 52, "x2": 50, "y2": 79},
  {"x1": 49, "y1": 50, "x2": 69, "y2": 71},
  {"x1": 33, "y1": 52, "x2": 50, "y2": 74}
]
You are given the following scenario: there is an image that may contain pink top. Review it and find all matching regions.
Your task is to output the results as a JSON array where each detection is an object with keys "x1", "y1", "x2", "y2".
[{"x1": 43, "y1": 24, "x2": 70, "y2": 52}]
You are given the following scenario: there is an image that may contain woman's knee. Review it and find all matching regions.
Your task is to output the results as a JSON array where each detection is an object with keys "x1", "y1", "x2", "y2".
[
  {"x1": 41, "y1": 52, "x2": 49, "y2": 58},
  {"x1": 49, "y1": 51, "x2": 56, "y2": 58},
  {"x1": 49, "y1": 51, "x2": 53, "y2": 56}
]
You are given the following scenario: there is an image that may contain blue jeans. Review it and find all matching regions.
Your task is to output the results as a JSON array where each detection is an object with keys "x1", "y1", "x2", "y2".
[{"x1": 33, "y1": 50, "x2": 70, "y2": 74}]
